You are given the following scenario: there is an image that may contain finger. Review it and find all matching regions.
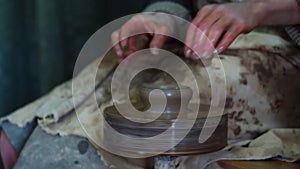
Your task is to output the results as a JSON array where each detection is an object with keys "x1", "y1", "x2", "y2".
[
  {"x1": 191, "y1": 32, "x2": 209, "y2": 59},
  {"x1": 122, "y1": 35, "x2": 150, "y2": 65},
  {"x1": 193, "y1": 5, "x2": 217, "y2": 26},
  {"x1": 119, "y1": 14, "x2": 153, "y2": 49},
  {"x1": 123, "y1": 34, "x2": 150, "y2": 58},
  {"x1": 128, "y1": 34, "x2": 150, "y2": 51},
  {"x1": 197, "y1": 17, "x2": 232, "y2": 59},
  {"x1": 190, "y1": 14, "x2": 221, "y2": 60},
  {"x1": 184, "y1": 5, "x2": 216, "y2": 57},
  {"x1": 118, "y1": 16, "x2": 144, "y2": 50},
  {"x1": 111, "y1": 30, "x2": 123, "y2": 59},
  {"x1": 187, "y1": 9, "x2": 220, "y2": 58},
  {"x1": 119, "y1": 28, "x2": 147, "y2": 58},
  {"x1": 185, "y1": 23, "x2": 198, "y2": 58},
  {"x1": 216, "y1": 25, "x2": 242, "y2": 53},
  {"x1": 193, "y1": 6, "x2": 223, "y2": 41},
  {"x1": 149, "y1": 26, "x2": 171, "y2": 55},
  {"x1": 208, "y1": 17, "x2": 231, "y2": 48},
  {"x1": 192, "y1": 35, "x2": 215, "y2": 60},
  {"x1": 119, "y1": 24, "x2": 131, "y2": 49}
]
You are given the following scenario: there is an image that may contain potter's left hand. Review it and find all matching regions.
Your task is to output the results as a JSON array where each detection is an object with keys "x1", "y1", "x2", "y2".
[
  {"x1": 184, "y1": 0, "x2": 300, "y2": 64},
  {"x1": 184, "y1": 2, "x2": 261, "y2": 64}
]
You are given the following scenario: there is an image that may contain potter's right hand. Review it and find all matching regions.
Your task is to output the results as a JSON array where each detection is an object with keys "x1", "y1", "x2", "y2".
[{"x1": 111, "y1": 13, "x2": 175, "y2": 62}]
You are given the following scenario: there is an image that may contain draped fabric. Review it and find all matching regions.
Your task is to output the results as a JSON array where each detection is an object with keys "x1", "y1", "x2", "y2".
[{"x1": 0, "y1": 0, "x2": 143, "y2": 116}]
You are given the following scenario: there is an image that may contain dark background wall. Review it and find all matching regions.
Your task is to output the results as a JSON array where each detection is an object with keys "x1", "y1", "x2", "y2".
[{"x1": 0, "y1": 0, "x2": 144, "y2": 117}]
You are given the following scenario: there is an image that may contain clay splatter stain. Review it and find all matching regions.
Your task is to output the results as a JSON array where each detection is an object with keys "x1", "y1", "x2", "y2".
[{"x1": 234, "y1": 126, "x2": 241, "y2": 136}]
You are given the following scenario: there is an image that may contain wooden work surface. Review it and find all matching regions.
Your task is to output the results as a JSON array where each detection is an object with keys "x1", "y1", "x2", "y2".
[{"x1": 218, "y1": 160, "x2": 300, "y2": 169}]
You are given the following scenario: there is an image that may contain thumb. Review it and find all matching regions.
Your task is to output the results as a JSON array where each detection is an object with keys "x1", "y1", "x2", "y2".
[{"x1": 149, "y1": 26, "x2": 171, "y2": 55}]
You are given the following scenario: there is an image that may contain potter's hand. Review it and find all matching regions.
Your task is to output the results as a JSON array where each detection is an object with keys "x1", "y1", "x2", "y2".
[
  {"x1": 184, "y1": 2, "x2": 260, "y2": 64},
  {"x1": 184, "y1": 0, "x2": 300, "y2": 64},
  {"x1": 111, "y1": 13, "x2": 175, "y2": 62}
]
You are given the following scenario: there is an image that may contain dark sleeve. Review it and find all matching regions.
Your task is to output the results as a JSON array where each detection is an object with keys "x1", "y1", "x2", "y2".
[
  {"x1": 286, "y1": 26, "x2": 300, "y2": 47},
  {"x1": 144, "y1": 0, "x2": 194, "y2": 13},
  {"x1": 143, "y1": 0, "x2": 195, "y2": 20}
]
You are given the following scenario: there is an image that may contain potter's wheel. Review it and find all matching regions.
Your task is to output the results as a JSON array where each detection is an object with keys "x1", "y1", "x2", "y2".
[{"x1": 103, "y1": 84, "x2": 227, "y2": 155}]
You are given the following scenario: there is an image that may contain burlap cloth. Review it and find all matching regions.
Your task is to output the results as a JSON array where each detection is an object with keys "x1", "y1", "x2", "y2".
[{"x1": 2, "y1": 29, "x2": 300, "y2": 168}]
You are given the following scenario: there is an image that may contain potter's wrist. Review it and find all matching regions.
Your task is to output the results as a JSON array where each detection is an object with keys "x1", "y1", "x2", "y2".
[
  {"x1": 254, "y1": 0, "x2": 300, "y2": 26},
  {"x1": 250, "y1": 1, "x2": 270, "y2": 27}
]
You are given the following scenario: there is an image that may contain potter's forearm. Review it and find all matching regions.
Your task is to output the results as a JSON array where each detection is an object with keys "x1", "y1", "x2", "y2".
[{"x1": 256, "y1": 0, "x2": 300, "y2": 26}]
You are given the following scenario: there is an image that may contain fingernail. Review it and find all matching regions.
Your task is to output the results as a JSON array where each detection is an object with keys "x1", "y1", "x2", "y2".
[
  {"x1": 213, "y1": 49, "x2": 219, "y2": 55},
  {"x1": 150, "y1": 47, "x2": 159, "y2": 55},
  {"x1": 216, "y1": 46, "x2": 225, "y2": 53},
  {"x1": 185, "y1": 49, "x2": 192, "y2": 57},
  {"x1": 116, "y1": 49, "x2": 122, "y2": 57}
]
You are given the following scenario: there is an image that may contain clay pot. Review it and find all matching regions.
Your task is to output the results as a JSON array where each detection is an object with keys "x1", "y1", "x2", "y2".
[
  {"x1": 103, "y1": 83, "x2": 228, "y2": 155},
  {"x1": 139, "y1": 84, "x2": 192, "y2": 114}
]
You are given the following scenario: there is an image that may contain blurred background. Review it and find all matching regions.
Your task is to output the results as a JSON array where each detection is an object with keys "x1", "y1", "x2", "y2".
[{"x1": 0, "y1": 0, "x2": 144, "y2": 117}]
